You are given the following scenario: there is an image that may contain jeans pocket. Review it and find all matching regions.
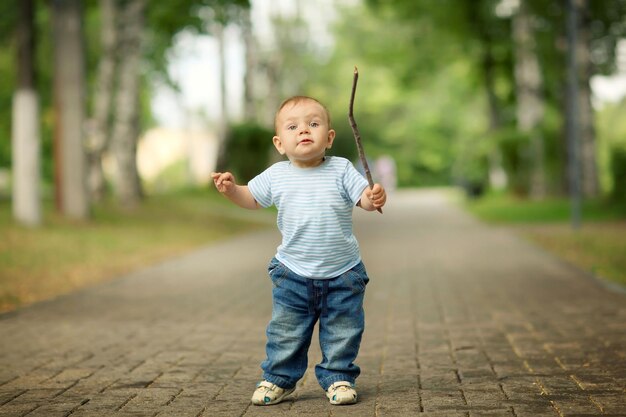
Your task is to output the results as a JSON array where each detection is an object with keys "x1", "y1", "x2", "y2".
[
  {"x1": 340, "y1": 262, "x2": 369, "y2": 294},
  {"x1": 268, "y1": 258, "x2": 288, "y2": 287}
]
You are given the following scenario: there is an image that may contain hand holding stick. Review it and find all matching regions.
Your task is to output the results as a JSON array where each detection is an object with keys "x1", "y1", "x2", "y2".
[{"x1": 349, "y1": 66, "x2": 382, "y2": 213}]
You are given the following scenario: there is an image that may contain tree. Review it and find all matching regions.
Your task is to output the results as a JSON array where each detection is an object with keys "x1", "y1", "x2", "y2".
[
  {"x1": 359, "y1": 0, "x2": 626, "y2": 196},
  {"x1": 208, "y1": 2, "x2": 254, "y2": 172},
  {"x1": 575, "y1": 0, "x2": 598, "y2": 197},
  {"x1": 12, "y1": 0, "x2": 41, "y2": 226},
  {"x1": 241, "y1": 5, "x2": 256, "y2": 122},
  {"x1": 103, "y1": 0, "x2": 250, "y2": 203},
  {"x1": 466, "y1": 0, "x2": 513, "y2": 191},
  {"x1": 86, "y1": 0, "x2": 118, "y2": 202},
  {"x1": 566, "y1": 0, "x2": 582, "y2": 227},
  {"x1": 0, "y1": 2, "x2": 17, "y2": 173},
  {"x1": 512, "y1": 0, "x2": 546, "y2": 198},
  {"x1": 109, "y1": 0, "x2": 146, "y2": 208},
  {"x1": 1, "y1": 0, "x2": 254, "y2": 215},
  {"x1": 212, "y1": 5, "x2": 230, "y2": 172},
  {"x1": 52, "y1": 0, "x2": 89, "y2": 219}
]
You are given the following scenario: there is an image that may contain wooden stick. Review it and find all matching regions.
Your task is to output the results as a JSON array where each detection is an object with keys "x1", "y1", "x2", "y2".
[{"x1": 349, "y1": 66, "x2": 382, "y2": 213}]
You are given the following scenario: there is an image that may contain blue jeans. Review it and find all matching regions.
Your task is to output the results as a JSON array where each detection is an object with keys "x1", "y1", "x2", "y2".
[{"x1": 261, "y1": 257, "x2": 369, "y2": 391}]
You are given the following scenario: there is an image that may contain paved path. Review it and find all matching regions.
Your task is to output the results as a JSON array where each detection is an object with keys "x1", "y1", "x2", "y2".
[{"x1": 1, "y1": 190, "x2": 625, "y2": 417}]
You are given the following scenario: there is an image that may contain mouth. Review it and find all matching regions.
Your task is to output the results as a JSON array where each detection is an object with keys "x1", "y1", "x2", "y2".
[{"x1": 298, "y1": 139, "x2": 313, "y2": 145}]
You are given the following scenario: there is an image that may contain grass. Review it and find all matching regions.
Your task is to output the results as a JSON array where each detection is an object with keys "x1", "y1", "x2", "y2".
[
  {"x1": 466, "y1": 193, "x2": 625, "y2": 223},
  {"x1": 4, "y1": 187, "x2": 623, "y2": 314},
  {"x1": 0, "y1": 189, "x2": 271, "y2": 313},
  {"x1": 464, "y1": 192, "x2": 626, "y2": 287}
]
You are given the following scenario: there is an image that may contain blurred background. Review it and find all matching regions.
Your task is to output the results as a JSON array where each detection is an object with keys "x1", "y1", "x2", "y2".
[{"x1": 1, "y1": 0, "x2": 625, "y2": 311}]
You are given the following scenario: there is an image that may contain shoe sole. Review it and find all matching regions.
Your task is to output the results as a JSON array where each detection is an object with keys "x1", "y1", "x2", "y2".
[
  {"x1": 327, "y1": 393, "x2": 357, "y2": 405},
  {"x1": 251, "y1": 387, "x2": 295, "y2": 406}
]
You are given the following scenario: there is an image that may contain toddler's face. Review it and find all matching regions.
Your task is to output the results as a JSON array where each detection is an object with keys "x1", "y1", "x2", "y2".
[{"x1": 273, "y1": 100, "x2": 335, "y2": 168}]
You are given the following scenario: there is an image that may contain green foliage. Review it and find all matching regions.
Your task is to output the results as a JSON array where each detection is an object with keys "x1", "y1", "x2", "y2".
[
  {"x1": 303, "y1": 3, "x2": 491, "y2": 187},
  {"x1": 526, "y1": 0, "x2": 626, "y2": 195},
  {"x1": 0, "y1": 0, "x2": 17, "y2": 44},
  {"x1": 223, "y1": 122, "x2": 274, "y2": 183},
  {"x1": 146, "y1": 0, "x2": 249, "y2": 84},
  {"x1": 587, "y1": 0, "x2": 626, "y2": 75},
  {"x1": 496, "y1": 128, "x2": 530, "y2": 195},
  {"x1": 2, "y1": 0, "x2": 626, "y2": 198},
  {"x1": 327, "y1": 122, "x2": 357, "y2": 162},
  {"x1": 0, "y1": 1, "x2": 20, "y2": 170},
  {"x1": 540, "y1": 105, "x2": 566, "y2": 194},
  {"x1": 1, "y1": 0, "x2": 250, "y2": 183},
  {"x1": 596, "y1": 100, "x2": 626, "y2": 198},
  {"x1": 0, "y1": 44, "x2": 14, "y2": 169},
  {"x1": 355, "y1": 0, "x2": 626, "y2": 194},
  {"x1": 35, "y1": 4, "x2": 54, "y2": 182},
  {"x1": 610, "y1": 146, "x2": 626, "y2": 205}
]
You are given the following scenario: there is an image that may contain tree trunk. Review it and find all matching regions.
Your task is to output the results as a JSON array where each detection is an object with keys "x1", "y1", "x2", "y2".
[
  {"x1": 214, "y1": 20, "x2": 230, "y2": 172},
  {"x1": 472, "y1": 1, "x2": 507, "y2": 191},
  {"x1": 241, "y1": 6, "x2": 257, "y2": 122},
  {"x1": 52, "y1": 0, "x2": 89, "y2": 219},
  {"x1": 87, "y1": 0, "x2": 118, "y2": 202},
  {"x1": 566, "y1": 0, "x2": 582, "y2": 228},
  {"x1": 576, "y1": 0, "x2": 599, "y2": 197},
  {"x1": 263, "y1": 57, "x2": 281, "y2": 129},
  {"x1": 513, "y1": 0, "x2": 546, "y2": 198},
  {"x1": 12, "y1": 0, "x2": 41, "y2": 226},
  {"x1": 110, "y1": 0, "x2": 145, "y2": 208}
]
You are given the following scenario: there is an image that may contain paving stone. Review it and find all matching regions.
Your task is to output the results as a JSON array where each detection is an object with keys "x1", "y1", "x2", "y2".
[
  {"x1": 0, "y1": 403, "x2": 39, "y2": 417},
  {"x1": 1, "y1": 190, "x2": 625, "y2": 416}
]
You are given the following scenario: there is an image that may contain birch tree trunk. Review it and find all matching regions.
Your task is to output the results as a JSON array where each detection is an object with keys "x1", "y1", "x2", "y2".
[
  {"x1": 576, "y1": 0, "x2": 599, "y2": 197},
  {"x1": 513, "y1": 0, "x2": 546, "y2": 198},
  {"x1": 12, "y1": 0, "x2": 41, "y2": 226},
  {"x1": 52, "y1": 0, "x2": 90, "y2": 219},
  {"x1": 87, "y1": 0, "x2": 118, "y2": 202},
  {"x1": 110, "y1": 0, "x2": 145, "y2": 207}
]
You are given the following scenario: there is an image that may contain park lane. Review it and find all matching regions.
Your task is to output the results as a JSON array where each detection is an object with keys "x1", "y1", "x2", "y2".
[{"x1": 0, "y1": 189, "x2": 624, "y2": 416}]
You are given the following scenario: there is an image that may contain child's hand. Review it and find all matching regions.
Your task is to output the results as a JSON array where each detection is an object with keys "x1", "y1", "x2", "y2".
[
  {"x1": 367, "y1": 183, "x2": 386, "y2": 209},
  {"x1": 211, "y1": 172, "x2": 236, "y2": 195}
]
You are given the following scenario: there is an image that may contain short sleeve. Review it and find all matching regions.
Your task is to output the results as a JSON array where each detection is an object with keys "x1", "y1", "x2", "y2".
[
  {"x1": 248, "y1": 166, "x2": 274, "y2": 208},
  {"x1": 342, "y1": 160, "x2": 369, "y2": 206}
]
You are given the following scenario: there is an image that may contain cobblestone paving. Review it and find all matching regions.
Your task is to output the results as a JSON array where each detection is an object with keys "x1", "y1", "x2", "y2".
[{"x1": 1, "y1": 190, "x2": 625, "y2": 416}]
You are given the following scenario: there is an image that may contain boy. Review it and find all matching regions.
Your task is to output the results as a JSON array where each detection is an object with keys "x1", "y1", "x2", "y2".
[{"x1": 211, "y1": 96, "x2": 386, "y2": 405}]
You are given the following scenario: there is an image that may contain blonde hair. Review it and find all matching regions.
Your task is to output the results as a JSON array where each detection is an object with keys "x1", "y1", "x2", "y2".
[{"x1": 274, "y1": 96, "x2": 332, "y2": 132}]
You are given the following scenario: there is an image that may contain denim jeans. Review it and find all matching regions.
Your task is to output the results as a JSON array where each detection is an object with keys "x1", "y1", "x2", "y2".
[{"x1": 261, "y1": 257, "x2": 369, "y2": 391}]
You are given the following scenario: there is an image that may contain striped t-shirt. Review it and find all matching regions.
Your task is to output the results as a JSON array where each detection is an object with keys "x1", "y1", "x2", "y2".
[{"x1": 248, "y1": 156, "x2": 369, "y2": 279}]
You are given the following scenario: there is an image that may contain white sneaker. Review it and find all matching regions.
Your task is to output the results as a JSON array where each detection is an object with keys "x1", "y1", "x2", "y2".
[
  {"x1": 326, "y1": 381, "x2": 357, "y2": 405},
  {"x1": 251, "y1": 380, "x2": 295, "y2": 405}
]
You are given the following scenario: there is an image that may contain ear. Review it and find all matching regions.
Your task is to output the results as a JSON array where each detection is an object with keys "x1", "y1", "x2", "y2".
[
  {"x1": 273, "y1": 135, "x2": 286, "y2": 155},
  {"x1": 326, "y1": 129, "x2": 336, "y2": 149}
]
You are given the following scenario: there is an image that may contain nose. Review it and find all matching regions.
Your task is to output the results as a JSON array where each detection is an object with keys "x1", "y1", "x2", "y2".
[{"x1": 299, "y1": 123, "x2": 310, "y2": 134}]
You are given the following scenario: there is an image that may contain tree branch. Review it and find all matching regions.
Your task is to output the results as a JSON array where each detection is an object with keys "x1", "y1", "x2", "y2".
[{"x1": 349, "y1": 66, "x2": 382, "y2": 213}]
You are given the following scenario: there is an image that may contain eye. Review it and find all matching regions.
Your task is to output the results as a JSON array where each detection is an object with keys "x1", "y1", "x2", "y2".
[
  {"x1": 310, "y1": 121, "x2": 319, "y2": 128},
  {"x1": 287, "y1": 125, "x2": 297, "y2": 130}
]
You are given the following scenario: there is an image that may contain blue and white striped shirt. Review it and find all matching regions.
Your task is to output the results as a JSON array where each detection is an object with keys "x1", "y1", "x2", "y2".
[{"x1": 248, "y1": 156, "x2": 369, "y2": 279}]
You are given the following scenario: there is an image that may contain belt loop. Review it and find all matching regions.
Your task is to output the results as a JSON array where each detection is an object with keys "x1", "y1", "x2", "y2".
[{"x1": 321, "y1": 280, "x2": 329, "y2": 317}]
